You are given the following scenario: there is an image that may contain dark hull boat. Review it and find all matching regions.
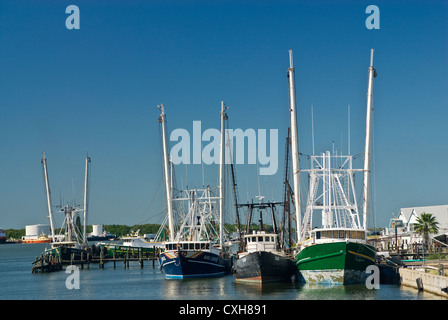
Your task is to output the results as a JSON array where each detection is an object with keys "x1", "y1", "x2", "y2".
[
  {"x1": 45, "y1": 244, "x2": 90, "y2": 262},
  {"x1": 234, "y1": 250, "x2": 296, "y2": 283},
  {"x1": 233, "y1": 229, "x2": 296, "y2": 284},
  {"x1": 157, "y1": 104, "x2": 233, "y2": 280},
  {"x1": 34, "y1": 153, "x2": 93, "y2": 270},
  {"x1": 159, "y1": 243, "x2": 231, "y2": 279}
]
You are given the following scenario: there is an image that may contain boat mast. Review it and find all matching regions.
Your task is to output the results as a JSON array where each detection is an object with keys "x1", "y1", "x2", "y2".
[
  {"x1": 41, "y1": 152, "x2": 55, "y2": 242},
  {"x1": 228, "y1": 133, "x2": 243, "y2": 251},
  {"x1": 158, "y1": 104, "x2": 175, "y2": 242},
  {"x1": 287, "y1": 50, "x2": 302, "y2": 243},
  {"x1": 362, "y1": 49, "x2": 376, "y2": 230},
  {"x1": 83, "y1": 154, "x2": 91, "y2": 244},
  {"x1": 219, "y1": 101, "x2": 227, "y2": 249}
]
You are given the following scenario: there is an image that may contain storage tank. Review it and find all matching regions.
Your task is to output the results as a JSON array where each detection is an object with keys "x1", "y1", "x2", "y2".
[
  {"x1": 25, "y1": 224, "x2": 50, "y2": 236},
  {"x1": 92, "y1": 224, "x2": 103, "y2": 236}
]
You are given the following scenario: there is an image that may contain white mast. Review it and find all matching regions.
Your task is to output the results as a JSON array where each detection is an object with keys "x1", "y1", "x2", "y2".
[
  {"x1": 83, "y1": 154, "x2": 91, "y2": 244},
  {"x1": 219, "y1": 101, "x2": 227, "y2": 249},
  {"x1": 288, "y1": 50, "x2": 302, "y2": 243},
  {"x1": 41, "y1": 152, "x2": 55, "y2": 242},
  {"x1": 362, "y1": 49, "x2": 376, "y2": 230},
  {"x1": 158, "y1": 104, "x2": 175, "y2": 241}
]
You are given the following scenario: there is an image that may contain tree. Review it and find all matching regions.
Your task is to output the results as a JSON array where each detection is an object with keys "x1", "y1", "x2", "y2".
[{"x1": 414, "y1": 212, "x2": 439, "y2": 248}]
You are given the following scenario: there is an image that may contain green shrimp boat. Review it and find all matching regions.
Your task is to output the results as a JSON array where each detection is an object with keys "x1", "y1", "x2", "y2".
[
  {"x1": 286, "y1": 49, "x2": 378, "y2": 285},
  {"x1": 295, "y1": 229, "x2": 376, "y2": 284}
]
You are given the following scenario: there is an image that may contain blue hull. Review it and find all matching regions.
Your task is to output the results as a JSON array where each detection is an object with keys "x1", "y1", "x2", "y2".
[{"x1": 159, "y1": 250, "x2": 229, "y2": 279}]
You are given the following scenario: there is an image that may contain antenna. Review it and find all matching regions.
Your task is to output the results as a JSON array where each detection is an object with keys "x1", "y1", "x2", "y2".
[
  {"x1": 289, "y1": 49, "x2": 294, "y2": 68},
  {"x1": 311, "y1": 105, "x2": 315, "y2": 155},
  {"x1": 348, "y1": 104, "x2": 351, "y2": 155}
]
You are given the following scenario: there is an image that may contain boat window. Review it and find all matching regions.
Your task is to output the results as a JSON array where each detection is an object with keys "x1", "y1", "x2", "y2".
[
  {"x1": 195, "y1": 243, "x2": 200, "y2": 250},
  {"x1": 258, "y1": 236, "x2": 263, "y2": 242},
  {"x1": 339, "y1": 231, "x2": 344, "y2": 239},
  {"x1": 252, "y1": 237, "x2": 256, "y2": 242},
  {"x1": 316, "y1": 231, "x2": 321, "y2": 239},
  {"x1": 183, "y1": 243, "x2": 188, "y2": 250},
  {"x1": 265, "y1": 236, "x2": 270, "y2": 242},
  {"x1": 189, "y1": 243, "x2": 194, "y2": 250}
]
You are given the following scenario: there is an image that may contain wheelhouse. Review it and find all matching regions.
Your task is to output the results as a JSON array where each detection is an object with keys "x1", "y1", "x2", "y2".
[
  {"x1": 164, "y1": 241, "x2": 212, "y2": 251},
  {"x1": 311, "y1": 228, "x2": 367, "y2": 244},
  {"x1": 244, "y1": 231, "x2": 278, "y2": 253}
]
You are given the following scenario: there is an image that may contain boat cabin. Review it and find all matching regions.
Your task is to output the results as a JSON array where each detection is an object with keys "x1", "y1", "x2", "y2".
[
  {"x1": 310, "y1": 228, "x2": 367, "y2": 244},
  {"x1": 244, "y1": 231, "x2": 278, "y2": 253},
  {"x1": 51, "y1": 241, "x2": 83, "y2": 248}
]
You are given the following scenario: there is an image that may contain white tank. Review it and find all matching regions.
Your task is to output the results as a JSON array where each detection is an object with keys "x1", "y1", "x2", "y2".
[
  {"x1": 25, "y1": 224, "x2": 50, "y2": 236},
  {"x1": 92, "y1": 224, "x2": 103, "y2": 236}
]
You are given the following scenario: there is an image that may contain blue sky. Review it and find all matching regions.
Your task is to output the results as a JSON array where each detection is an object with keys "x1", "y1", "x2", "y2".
[{"x1": 0, "y1": 0, "x2": 447, "y2": 230}]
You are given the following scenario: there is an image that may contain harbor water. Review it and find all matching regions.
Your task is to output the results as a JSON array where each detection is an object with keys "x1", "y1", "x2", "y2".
[{"x1": 0, "y1": 243, "x2": 445, "y2": 301}]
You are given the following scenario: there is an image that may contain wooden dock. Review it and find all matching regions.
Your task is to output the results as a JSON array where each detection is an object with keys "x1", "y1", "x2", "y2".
[{"x1": 32, "y1": 247, "x2": 161, "y2": 273}]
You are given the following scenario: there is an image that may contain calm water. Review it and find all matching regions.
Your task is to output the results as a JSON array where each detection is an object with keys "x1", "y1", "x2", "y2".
[{"x1": 0, "y1": 243, "x2": 445, "y2": 301}]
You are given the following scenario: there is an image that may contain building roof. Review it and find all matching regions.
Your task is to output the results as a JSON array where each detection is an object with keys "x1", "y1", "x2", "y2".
[{"x1": 399, "y1": 205, "x2": 448, "y2": 235}]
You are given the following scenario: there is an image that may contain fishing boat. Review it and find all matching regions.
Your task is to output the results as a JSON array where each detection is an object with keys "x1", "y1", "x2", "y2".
[
  {"x1": 42, "y1": 203, "x2": 91, "y2": 261},
  {"x1": 157, "y1": 103, "x2": 233, "y2": 279},
  {"x1": 233, "y1": 201, "x2": 296, "y2": 283},
  {"x1": 22, "y1": 232, "x2": 51, "y2": 244},
  {"x1": 38, "y1": 154, "x2": 91, "y2": 263},
  {"x1": 0, "y1": 229, "x2": 6, "y2": 244},
  {"x1": 288, "y1": 50, "x2": 377, "y2": 284},
  {"x1": 102, "y1": 230, "x2": 163, "y2": 257}
]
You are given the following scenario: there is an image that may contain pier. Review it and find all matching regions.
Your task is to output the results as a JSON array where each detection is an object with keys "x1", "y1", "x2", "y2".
[
  {"x1": 32, "y1": 247, "x2": 161, "y2": 273},
  {"x1": 399, "y1": 262, "x2": 448, "y2": 298}
]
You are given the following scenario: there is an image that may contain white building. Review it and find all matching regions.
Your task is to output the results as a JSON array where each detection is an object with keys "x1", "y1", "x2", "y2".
[
  {"x1": 379, "y1": 205, "x2": 448, "y2": 252},
  {"x1": 21, "y1": 224, "x2": 51, "y2": 242}
]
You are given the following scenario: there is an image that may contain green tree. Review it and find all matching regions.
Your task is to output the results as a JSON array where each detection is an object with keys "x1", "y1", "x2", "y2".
[{"x1": 414, "y1": 212, "x2": 439, "y2": 248}]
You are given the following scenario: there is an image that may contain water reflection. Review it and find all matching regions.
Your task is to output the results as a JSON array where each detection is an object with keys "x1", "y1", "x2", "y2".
[
  {"x1": 162, "y1": 276, "x2": 230, "y2": 299},
  {"x1": 295, "y1": 283, "x2": 378, "y2": 300},
  {"x1": 233, "y1": 280, "x2": 299, "y2": 299},
  {"x1": 1, "y1": 243, "x2": 446, "y2": 300}
]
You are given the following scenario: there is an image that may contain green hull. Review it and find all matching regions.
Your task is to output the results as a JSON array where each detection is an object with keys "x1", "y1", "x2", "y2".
[{"x1": 296, "y1": 241, "x2": 376, "y2": 285}]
